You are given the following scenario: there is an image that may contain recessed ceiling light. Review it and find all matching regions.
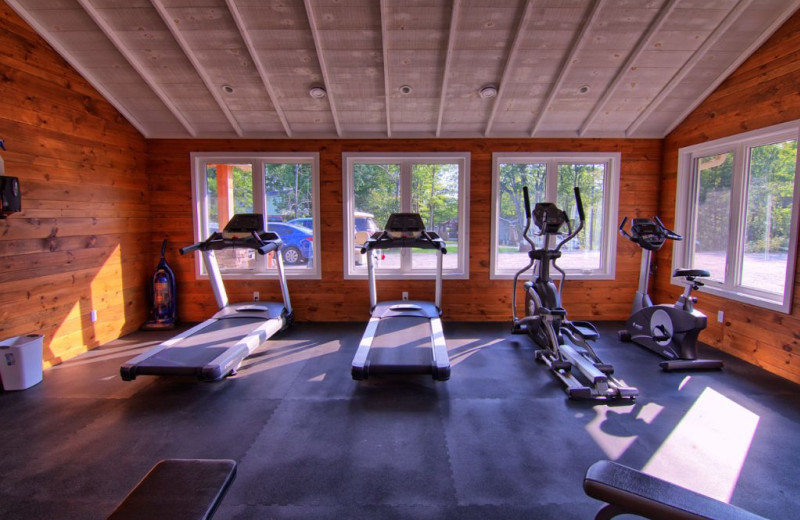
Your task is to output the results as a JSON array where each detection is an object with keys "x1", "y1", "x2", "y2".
[
  {"x1": 221, "y1": 84, "x2": 234, "y2": 94},
  {"x1": 399, "y1": 85, "x2": 413, "y2": 95},
  {"x1": 309, "y1": 86, "x2": 327, "y2": 99},
  {"x1": 579, "y1": 85, "x2": 590, "y2": 94},
  {"x1": 479, "y1": 84, "x2": 498, "y2": 99}
]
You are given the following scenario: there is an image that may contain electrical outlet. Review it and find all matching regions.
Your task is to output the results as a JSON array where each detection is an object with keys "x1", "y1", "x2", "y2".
[
  {"x1": 402, "y1": 292, "x2": 409, "y2": 301},
  {"x1": 253, "y1": 291, "x2": 260, "y2": 301},
  {"x1": 90, "y1": 309, "x2": 97, "y2": 323},
  {"x1": 717, "y1": 310, "x2": 724, "y2": 323}
]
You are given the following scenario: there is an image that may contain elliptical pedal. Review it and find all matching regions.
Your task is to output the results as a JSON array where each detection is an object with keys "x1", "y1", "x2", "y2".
[
  {"x1": 552, "y1": 360, "x2": 573, "y2": 372},
  {"x1": 594, "y1": 363, "x2": 614, "y2": 375}
]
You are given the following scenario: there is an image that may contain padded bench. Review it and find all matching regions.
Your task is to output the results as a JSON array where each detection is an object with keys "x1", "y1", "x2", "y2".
[
  {"x1": 583, "y1": 460, "x2": 770, "y2": 520},
  {"x1": 107, "y1": 459, "x2": 236, "y2": 520}
]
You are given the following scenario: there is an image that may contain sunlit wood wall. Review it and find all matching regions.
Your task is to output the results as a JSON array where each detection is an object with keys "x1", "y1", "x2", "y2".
[
  {"x1": 0, "y1": 5, "x2": 149, "y2": 367},
  {"x1": 658, "y1": 9, "x2": 800, "y2": 383},
  {"x1": 149, "y1": 138, "x2": 662, "y2": 325}
]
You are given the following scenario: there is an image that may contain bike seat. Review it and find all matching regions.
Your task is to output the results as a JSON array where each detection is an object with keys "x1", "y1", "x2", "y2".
[{"x1": 673, "y1": 268, "x2": 710, "y2": 278}]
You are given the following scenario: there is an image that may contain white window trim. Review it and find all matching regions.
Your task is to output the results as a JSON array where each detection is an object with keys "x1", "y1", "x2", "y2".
[
  {"x1": 674, "y1": 119, "x2": 800, "y2": 313},
  {"x1": 190, "y1": 151, "x2": 321, "y2": 280},
  {"x1": 489, "y1": 152, "x2": 620, "y2": 280},
  {"x1": 342, "y1": 152, "x2": 470, "y2": 280}
]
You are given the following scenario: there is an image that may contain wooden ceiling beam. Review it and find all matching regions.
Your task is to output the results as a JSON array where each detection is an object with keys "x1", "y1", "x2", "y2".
[
  {"x1": 660, "y1": 0, "x2": 800, "y2": 137},
  {"x1": 436, "y1": 0, "x2": 461, "y2": 138},
  {"x1": 578, "y1": 0, "x2": 680, "y2": 137},
  {"x1": 151, "y1": 0, "x2": 243, "y2": 137},
  {"x1": 3, "y1": 0, "x2": 151, "y2": 137},
  {"x1": 380, "y1": 0, "x2": 392, "y2": 138},
  {"x1": 303, "y1": 0, "x2": 343, "y2": 137},
  {"x1": 484, "y1": 0, "x2": 535, "y2": 137},
  {"x1": 74, "y1": 0, "x2": 198, "y2": 137},
  {"x1": 626, "y1": 0, "x2": 754, "y2": 137},
  {"x1": 529, "y1": 0, "x2": 604, "y2": 137},
  {"x1": 225, "y1": 0, "x2": 293, "y2": 137}
]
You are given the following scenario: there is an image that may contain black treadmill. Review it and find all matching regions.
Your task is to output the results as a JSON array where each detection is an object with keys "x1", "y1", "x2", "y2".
[
  {"x1": 351, "y1": 213, "x2": 450, "y2": 381},
  {"x1": 121, "y1": 214, "x2": 293, "y2": 382}
]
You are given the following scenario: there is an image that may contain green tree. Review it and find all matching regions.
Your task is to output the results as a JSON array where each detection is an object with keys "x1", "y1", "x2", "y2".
[
  {"x1": 697, "y1": 153, "x2": 734, "y2": 252},
  {"x1": 498, "y1": 163, "x2": 547, "y2": 244},
  {"x1": 265, "y1": 163, "x2": 313, "y2": 220},
  {"x1": 744, "y1": 139, "x2": 796, "y2": 253},
  {"x1": 411, "y1": 163, "x2": 459, "y2": 230},
  {"x1": 353, "y1": 163, "x2": 401, "y2": 226}
]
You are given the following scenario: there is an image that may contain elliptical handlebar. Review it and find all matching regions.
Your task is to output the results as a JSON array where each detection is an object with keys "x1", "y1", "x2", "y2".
[
  {"x1": 555, "y1": 187, "x2": 584, "y2": 253},
  {"x1": 521, "y1": 187, "x2": 535, "y2": 252},
  {"x1": 523, "y1": 186, "x2": 532, "y2": 217},
  {"x1": 574, "y1": 186, "x2": 585, "y2": 222}
]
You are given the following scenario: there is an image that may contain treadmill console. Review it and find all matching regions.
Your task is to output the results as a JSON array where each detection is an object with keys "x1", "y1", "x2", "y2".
[
  {"x1": 385, "y1": 212, "x2": 425, "y2": 239},
  {"x1": 222, "y1": 213, "x2": 266, "y2": 239},
  {"x1": 361, "y1": 212, "x2": 446, "y2": 252}
]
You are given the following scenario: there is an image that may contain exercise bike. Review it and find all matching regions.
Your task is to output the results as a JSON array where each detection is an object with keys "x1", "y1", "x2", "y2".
[
  {"x1": 618, "y1": 216, "x2": 723, "y2": 371},
  {"x1": 512, "y1": 186, "x2": 638, "y2": 400}
]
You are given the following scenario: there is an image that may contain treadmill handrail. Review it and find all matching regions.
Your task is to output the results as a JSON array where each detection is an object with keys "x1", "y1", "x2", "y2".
[
  {"x1": 361, "y1": 230, "x2": 447, "y2": 254},
  {"x1": 180, "y1": 231, "x2": 282, "y2": 256}
]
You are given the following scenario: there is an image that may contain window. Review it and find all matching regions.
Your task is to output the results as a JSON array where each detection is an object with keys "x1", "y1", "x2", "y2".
[
  {"x1": 675, "y1": 121, "x2": 800, "y2": 313},
  {"x1": 490, "y1": 153, "x2": 620, "y2": 279},
  {"x1": 343, "y1": 153, "x2": 470, "y2": 279},
  {"x1": 190, "y1": 152, "x2": 320, "y2": 279}
]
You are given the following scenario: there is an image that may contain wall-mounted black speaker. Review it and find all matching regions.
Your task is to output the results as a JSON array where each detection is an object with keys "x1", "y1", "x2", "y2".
[{"x1": 0, "y1": 176, "x2": 21, "y2": 218}]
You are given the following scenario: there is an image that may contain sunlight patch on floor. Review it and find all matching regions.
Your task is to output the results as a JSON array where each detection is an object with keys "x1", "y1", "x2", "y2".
[
  {"x1": 585, "y1": 402, "x2": 663, "y2": 460},
  {"x1": 643, "y1": 386, "x2": 759, "y2": 502}
]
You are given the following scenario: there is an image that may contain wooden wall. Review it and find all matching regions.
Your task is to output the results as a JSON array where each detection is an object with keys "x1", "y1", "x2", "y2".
[
  {"x1": 0, "y1": 5, "x2": 150, "y2": 368},
  {"x1": 149, "y1": 139, "x2": 662, "y2": 325},
  {"x1": 658, "y1": 8, "x2": 800, "y2": 383}
]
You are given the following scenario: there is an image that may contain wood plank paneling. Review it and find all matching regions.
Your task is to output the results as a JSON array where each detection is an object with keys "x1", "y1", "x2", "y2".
[
  {"x1": 148, "y1": 137, "x2": 662, "y2": 326},
  {"x1": 0, "y1": 5, "x2": 149, "y2": 368},
  {"x1": 659, "y1": 8, "x2": 800, "y2": 384}
]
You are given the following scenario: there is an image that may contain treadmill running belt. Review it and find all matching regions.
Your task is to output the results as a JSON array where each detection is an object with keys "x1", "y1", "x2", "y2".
[
  {"x1": 139, "y1": 317, "x2": 266, "y2": 368},
  {"x1": 369, "y1": 316, "x2": 433, "y2": 367}
]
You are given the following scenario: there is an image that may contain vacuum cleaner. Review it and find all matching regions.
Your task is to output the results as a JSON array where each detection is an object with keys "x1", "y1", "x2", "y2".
[{"x1": 141, "y1": 239, "x2": 177, "y2": 330}]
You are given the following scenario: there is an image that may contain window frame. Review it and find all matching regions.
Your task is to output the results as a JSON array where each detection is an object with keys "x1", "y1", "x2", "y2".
[
  {"x1": 489, "y1": 152, "x2": 620, "y2": 280},
  {"x1": 674, "y1": 120, "x2": 800, "y2": 313},
  {"x1": 342, "y1": 152, "x2": 470, "y2": 280},
  {"x1": 190, "y1": 151, "x2": 321, "y2": 280}
]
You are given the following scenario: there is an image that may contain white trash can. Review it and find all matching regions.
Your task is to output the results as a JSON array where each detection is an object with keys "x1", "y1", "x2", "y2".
[{"x1": 0, "y1": 334, "x2": 44, "y2": 391}]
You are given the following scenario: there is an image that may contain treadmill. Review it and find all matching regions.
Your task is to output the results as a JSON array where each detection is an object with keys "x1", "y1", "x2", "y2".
[
  {"x1": 121, "y1": 214, "x2": 293, "y2": 382},
  {"x1": 351, "y1": 213, "x2": 450, "y2": 381}
]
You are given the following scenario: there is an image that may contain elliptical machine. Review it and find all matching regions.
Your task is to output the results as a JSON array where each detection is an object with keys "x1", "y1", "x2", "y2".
[
  {"x1": 618, "y1": 216, "x2": 723, "y2": 371},
  {"x1": 512, "y1": 187, "x2": 638, "y2": 400}
]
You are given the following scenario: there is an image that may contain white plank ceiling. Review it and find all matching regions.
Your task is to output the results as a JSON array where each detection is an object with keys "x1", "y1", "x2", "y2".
[{"x1": 7, "y1": 0, "x2": 800, "y2": 139}]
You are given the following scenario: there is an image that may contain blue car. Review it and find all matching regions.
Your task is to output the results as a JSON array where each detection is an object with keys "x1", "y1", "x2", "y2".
[
  {"x1": 268, "y1": 222, "x2": 314, "y2": 265},
  {"x1": 287, "y1": 217, "x2": 313, "y2": 231}
]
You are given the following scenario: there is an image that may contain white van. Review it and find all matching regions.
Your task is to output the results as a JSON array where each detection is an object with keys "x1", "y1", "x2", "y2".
[{"x1": 354, "y1": 211, "x2": 380, "y2": 265}]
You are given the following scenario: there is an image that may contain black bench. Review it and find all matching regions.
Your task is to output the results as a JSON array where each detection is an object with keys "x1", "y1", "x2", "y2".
[
  {"x1": 107, "y1": 459, "x2": 236, "y2": 520},
  {"x1": 583, "y1": 460, "x2": 770, "y2": 520}
]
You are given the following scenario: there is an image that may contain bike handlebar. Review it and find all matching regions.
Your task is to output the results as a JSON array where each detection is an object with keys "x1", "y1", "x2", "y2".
[{"x1": 654, "y1": 216, "x2": 682, "y2": 241}]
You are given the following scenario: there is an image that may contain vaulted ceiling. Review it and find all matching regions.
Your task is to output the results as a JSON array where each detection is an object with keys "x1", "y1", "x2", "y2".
[{"x1": 7, "y1": 0, "x2": 800, "y2": 140}]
